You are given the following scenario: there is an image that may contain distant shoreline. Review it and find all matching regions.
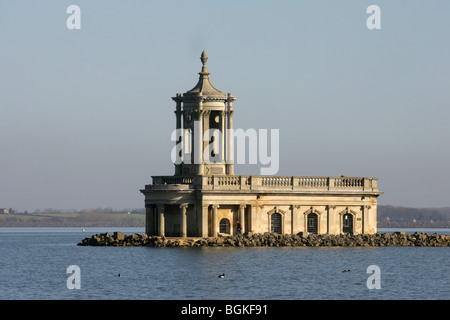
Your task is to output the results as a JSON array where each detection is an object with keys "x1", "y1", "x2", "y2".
[
  {"x1": 0, "y1": 211, "x2": 145, "y2": 228},
  {"x1": 1, "y1": 205, "x2": 449, "y2": 228},
  {"x1": 0, "y1": 220, "x2": 448, "y2": 228},
  {"x1": 377, "y1": 222, "x2": 450, "y2": 228},
  {"x1": 0, "y1": 218, "x2": 449, "y2": 229}
]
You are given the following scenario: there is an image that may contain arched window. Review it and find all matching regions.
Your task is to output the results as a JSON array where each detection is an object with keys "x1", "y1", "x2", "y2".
[
  {"x1": 271, "y1": 213, "x2": 282, "y2": 234},
  {"x1": 219, "y1": 218, "x2": 230, "y2": 234},
  {"x1": 343, "y1": 213, "x2": 353, "y2": 234},
  {"x1": 307, "y1": 213, "x2": 318, "y2": 234}
]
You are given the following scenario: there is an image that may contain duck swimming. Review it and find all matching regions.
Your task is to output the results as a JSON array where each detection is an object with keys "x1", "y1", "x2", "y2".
[{"x1": 218, "y1": 273, "x2": 225, "y2": 278}]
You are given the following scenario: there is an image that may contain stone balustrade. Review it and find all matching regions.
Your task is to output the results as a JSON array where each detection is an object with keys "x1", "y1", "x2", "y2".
[
  {"x1": 146, "y1": 175, "x2": 379, "y2": 192},
  {"x1": 151, "y1": 176, "x2": 194, "y2": 185}
]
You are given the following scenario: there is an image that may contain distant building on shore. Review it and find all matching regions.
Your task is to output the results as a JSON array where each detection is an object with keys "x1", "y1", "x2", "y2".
[
  {"x1": 0, "y1": 208, "x2": 13, "y2": 215},
  {"x1": 140, "y1": 52, "x2": 382, "y2": 237}
]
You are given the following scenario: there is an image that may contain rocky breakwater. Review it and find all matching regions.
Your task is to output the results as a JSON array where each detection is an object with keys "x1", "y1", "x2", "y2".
[{"x1": 78, "y1": 231, "x2": 450, "y2": 247}]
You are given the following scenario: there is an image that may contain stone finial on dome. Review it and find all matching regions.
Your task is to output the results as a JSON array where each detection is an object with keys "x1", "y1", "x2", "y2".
[
  {"x1": 200, "y1": 51, "x2": 208, "y2": 73},
  {"x1": 184, "y1": 51, "x2": 225, "y2": 96},
  {"x1": 201, "y1": 50, "x2": 208, "y2": 65}
]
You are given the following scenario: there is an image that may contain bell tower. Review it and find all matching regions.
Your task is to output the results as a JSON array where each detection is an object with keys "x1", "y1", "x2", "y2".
[{"x1": 172, "y1": 51, "x2": 236, "y2": 176}]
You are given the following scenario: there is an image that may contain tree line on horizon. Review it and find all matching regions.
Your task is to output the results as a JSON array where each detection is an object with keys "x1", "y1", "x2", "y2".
[
  {"x1": 17, "y1": 205, "x2": 450, "y2": 221},
  {"x1": 1, "y1": 205, "x2": 449, "y2": 228},
  {"x1": 377, "y1": 205, "x2": 450, "y2": 227},
  {"x1": 9, "y1": 207, "x2": 146, "y2": 215},
  {"x1": 0, "y1": 209, "x2": 145, "y2": 227}
]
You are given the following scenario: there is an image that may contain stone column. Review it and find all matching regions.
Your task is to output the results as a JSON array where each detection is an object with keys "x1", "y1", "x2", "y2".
[
  {"x1": 202, "y1": 205, "x2": 209, "y2": 237},
  {"x1": 184, "y1": 119, "x2": 192, "y2": 165},
  {"x1": 180, "y1": 204, "x2": 188, "y2": 237},
  {"x1": 239, "y1": 204, "x2": 246, "y2": 234},
  {"x1": 226, "y1": 93, "x2": 235, "y2": 175},
  {"x1": 145, "y1": 205, "x2": 155, "y2": 236},
  {"x1": 157, "y1": 205, "x2": 165, "y2": 237},
  {"x1": 174, "y1": 94, "x2": 182, "y2": 175},
  {"x1": 221, "y1": 110, "x2": 226, "y2": 164},
  {"x1": 291, "y1": 205, "x2": 300, "y2": 235},
  {"x1": 256, "y1": 205, "x2": 264, "y2": 234},
  {"x1": 362, "y1": 205, "x2": 371, "y2": 234},
  {"x1": 327, "y1": 205, "x2": 337, "y2": 234},
  {"x1": 195, "y1": 102, "x2": 205, "y2": 175},
  {"x1": 248, "y1": 205, "x2": 255, "y2": 234},
  {"x1": 196, "y1": 204, "x2": 209, "y2": 237},
  {"x1": 212, "y1": 205, "x2": 219, "y2": 236}
]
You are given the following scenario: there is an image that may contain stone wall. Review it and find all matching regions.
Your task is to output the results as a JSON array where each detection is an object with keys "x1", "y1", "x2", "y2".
[{"x1": 78, "y1": 231, "x2": 449, "y2": 247}]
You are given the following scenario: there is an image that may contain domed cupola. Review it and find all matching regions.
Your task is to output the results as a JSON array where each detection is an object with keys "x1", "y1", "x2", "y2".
[{"x1": 172, "y1": 51, "x2": 236, "y2": 176}]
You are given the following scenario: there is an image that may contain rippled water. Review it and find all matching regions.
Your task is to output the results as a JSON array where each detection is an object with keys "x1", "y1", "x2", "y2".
[{"x1": 0, "y1": 228, "x2": 448, "y2": 300}]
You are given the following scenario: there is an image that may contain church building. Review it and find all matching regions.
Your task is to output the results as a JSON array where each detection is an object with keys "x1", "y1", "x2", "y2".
[{"x1": 141, "y1": 52, "x2": 382, "y2": 237}]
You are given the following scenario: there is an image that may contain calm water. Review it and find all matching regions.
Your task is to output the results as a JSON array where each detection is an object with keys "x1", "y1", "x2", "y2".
[{"x1": 0, "y1": 227, "x2": 448, "y2": 300}]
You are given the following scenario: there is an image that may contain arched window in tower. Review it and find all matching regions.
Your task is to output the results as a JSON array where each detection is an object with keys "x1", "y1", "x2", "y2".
[
  {"x1": 207, "y1": 111, "x2": 222, "y2": 162},
  {"x1": 307, "y1": 213, "x2": 318, "y2": 234},
  {"x1": 184, "y1": 128, "x2": 192, "y2": 155},
  {"x1": 271, "y1": 213, "x2": 282, "y2": 234},
  {"x1": 219, "y1": 218, "x2": 230, "y2": 234}
]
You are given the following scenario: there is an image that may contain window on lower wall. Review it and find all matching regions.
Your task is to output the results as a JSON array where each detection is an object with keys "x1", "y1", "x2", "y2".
[
  {"x1": 219, "y1": 218, "x2": 230, "y2": 234},
  {"x1": 271, "y1": 213, "x2": 282, "y2": 234},
  {"x1": 307, "y1": 213, "x2": 318, "y2": 234}
]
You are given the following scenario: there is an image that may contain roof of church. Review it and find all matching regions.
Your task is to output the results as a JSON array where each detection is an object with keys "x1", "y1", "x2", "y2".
[{"x1": 184, "y1": 51, "x2": 226, "y2": 97}]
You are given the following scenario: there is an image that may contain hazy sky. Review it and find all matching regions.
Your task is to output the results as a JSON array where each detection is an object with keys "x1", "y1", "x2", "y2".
[{"x1": 1, "y1": 1, "x2": 449, "y2": 211}]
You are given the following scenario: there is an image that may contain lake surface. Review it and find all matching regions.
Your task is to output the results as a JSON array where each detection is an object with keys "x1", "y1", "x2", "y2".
[{"x1": 0, "y1": 227, "x2": 448, "y2": 300}]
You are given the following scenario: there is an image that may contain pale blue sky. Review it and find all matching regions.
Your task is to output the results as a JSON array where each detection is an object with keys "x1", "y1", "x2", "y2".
[{"x1": 1, "y1": 1, "x2": 449, "y2": 211}]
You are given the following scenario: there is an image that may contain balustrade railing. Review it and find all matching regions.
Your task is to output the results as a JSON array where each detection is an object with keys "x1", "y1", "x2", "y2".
[
  {"x1": 298, "y1": 177, "x2": 328, "y2": 188},
  {"x1": 262, "y1": 176, "x2": 292, "y2": 187},
  {"x1": 334, "y1": 177, "x2": 364, "y2": 188},
  {"x1": 217, "y1": 176, "x2": 240, "y2": 186},
  {"x1": 149, "y1": 175, "x2": 377, "y2": 192},
  {"x1": 153, "y1": 176, "x2": 193, "y2": 185}
]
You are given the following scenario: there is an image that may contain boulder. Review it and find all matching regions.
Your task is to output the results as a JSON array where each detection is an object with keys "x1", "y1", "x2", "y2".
[
  {"x1": 216, "y1": 237, "x2": 224, "y2": 246},
  {"x1": 114, "y1": 232, "x2": 125, "y2": 241}
]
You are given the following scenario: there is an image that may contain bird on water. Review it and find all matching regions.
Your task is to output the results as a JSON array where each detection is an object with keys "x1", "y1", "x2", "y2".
[{"x1": 218, "y1": 274, "x2": 225, "y2": 278}]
